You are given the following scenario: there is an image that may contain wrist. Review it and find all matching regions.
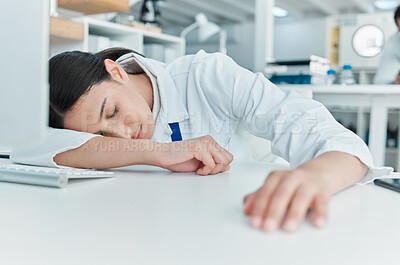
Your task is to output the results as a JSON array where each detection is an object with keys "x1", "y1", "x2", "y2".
[
  {"x1": 141, "y1": 140, "x2": 170, "y2": 167},
  {"x1": 296, "y1": 151, "x2": 368, "y2": 195},
  {"x1": 128, "y1": 139, "x2": 158, "y2": 166},
  {"x1": 296, "y1": 166, "x2": 334, "y2": 195}
]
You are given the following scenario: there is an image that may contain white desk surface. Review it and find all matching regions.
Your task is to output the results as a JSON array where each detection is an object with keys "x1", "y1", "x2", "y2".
[
  {"x1": 283, "y1": 84, "x2": 400, "y2": 94},
  {"x1": 0, "y1": 161, "x2": 399, "y2": 265}
]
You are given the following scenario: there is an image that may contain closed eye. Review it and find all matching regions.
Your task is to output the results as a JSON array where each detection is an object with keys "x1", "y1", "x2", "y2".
[{"x1": 109, "y1": 105, "x2": 119, "y2": 118}]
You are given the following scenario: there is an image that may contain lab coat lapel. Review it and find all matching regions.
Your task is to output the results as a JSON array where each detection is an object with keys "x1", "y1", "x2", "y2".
[{"x1": 130, "y1": 54, "x2": 189, "y2": 141}]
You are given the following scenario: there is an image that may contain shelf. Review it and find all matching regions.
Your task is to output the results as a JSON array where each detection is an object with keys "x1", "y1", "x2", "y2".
[
  {"x1": 51, "y1": 16, "x2": 185, "y2": 64},
  {"x1": 85, "y1": 18, "x2": 184, "y2": 45},
  {"x1": 58, "y1": 0, "x2": 129, "y2": 15},
  {"x1": 127, "y1": 23, "x2": 162, "y2": 34},
  {"x1": 50, "y1": 17, "x2": 84, "y2": 41}
]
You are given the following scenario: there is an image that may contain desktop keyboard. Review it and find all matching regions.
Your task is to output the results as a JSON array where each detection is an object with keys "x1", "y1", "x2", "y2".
[{"x1": 0, "y1": 162, "x2": 114, "y2": 188}]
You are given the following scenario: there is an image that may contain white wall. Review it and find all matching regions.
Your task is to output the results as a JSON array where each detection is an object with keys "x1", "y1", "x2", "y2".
[
  {"x1": 185, "y1": 22, "x2": 255, "y2": 70},
  {"x1": 274, "y1": 17, "x2": 327, "y2": 61},
  {"x1": 185, "y1": 17, "x2": 328, "y2": 71}
]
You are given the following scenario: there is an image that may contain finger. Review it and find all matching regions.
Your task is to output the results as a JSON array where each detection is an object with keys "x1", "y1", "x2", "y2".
[
  {"x1": 209, "y1": 151, "x2": 230, "y2": 174},
  {"x1": 210, "y1": 140, "x2": 233, "y2": 165},
  {"x1": 220, "y1": 147, "x2": 234, "y2": 164},
  {"x1": 219, "y1": 152, "x2": 233, "y2": 170},
  {"x1": 205, "y1": 137, "x2": 233, "y2": 167},
  {"x1": 223, "y1": 165, "x2": 231, "y2": 172},
  {"x1": 243, "y1": 192, "x2": 257, "y2": 215},
  {"x1": 250, "y1": 172, "x2": 282, "y2": 228},
  {"x1": 213, "y1": 163, "x2": 230, "y2": 174},
  {"x1": 262, "y1": 176, "x2": 300, "y2": 232},
  {"x1": 222, "y1": 149, "x2": 234, "y2": 169},
  {"x1": 244, "y1": 192, "x2": 256, "y2": 204},
  {"x1": 311, "y1": 194, "x2": 329, "y2": 229},
  {"x1": 282, "y1": 186, "x2": 315, "y2": 233},
  {"x1": 210, "y1": 156, "x2": 228, "y2": 174},
  {"x1": 194, "y1": 152, "x2": 216, "y2": 175},
  {"x1": 210, "y1": 164, "x2": 226, "y2": 175},
  {"x1": 208, "y1": 144, "x2": 232, "y2": 174}
]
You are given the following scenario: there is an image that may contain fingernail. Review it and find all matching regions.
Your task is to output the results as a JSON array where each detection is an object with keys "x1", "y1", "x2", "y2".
[
  {"x1": 251, "y1": 216, "x2": 262, "y2": 228},
  {"x1": 283, "y1": 219, "x2": 298, "y2": 232},
  {"x1": 315, "y1": 217, "x2": 326, "y2": 228},
  {"x1": 263, "y1": 218, "x2": 277, "y2": 231}
]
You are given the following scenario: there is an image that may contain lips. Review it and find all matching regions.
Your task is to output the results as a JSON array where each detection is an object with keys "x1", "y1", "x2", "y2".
[{"x1": 135, "y1": 125, "x2": 143, "y2": 139}]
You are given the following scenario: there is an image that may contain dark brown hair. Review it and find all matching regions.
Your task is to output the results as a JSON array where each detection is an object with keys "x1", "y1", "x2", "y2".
[{"x1": 48, "y1": 47, "x2": 143, "y2": 128}]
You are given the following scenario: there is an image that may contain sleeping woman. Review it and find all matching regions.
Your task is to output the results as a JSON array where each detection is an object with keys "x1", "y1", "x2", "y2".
[{"x1": 11, "y1": 47, "x2": 391, "y2": 232}]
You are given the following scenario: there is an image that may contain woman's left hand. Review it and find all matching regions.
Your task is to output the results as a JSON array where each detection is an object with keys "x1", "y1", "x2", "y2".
[{"x1": 243, "y1": 168, "x2": 332, "y2": 233}]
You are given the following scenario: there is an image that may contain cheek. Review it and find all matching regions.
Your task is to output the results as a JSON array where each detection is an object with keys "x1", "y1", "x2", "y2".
[
  {"x1": 122, "y1": 112, "x2": 138, "y2": 125},
  {"x1": 123, "y1": 101, "x2": 151, "y2": 120},
  {"x1": 118, "y1": 96, "x2": 153, "y2": 123},
  {"x1": 83, "y1": 112, "x2": 100, "y2": 125},
  {"x1": 117, "y1": 105, "x2": 142, "y2": 126}
]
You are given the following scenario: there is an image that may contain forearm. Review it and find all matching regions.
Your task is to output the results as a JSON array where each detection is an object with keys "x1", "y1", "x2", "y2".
[
  {"x1": 54, "y1": 136, "x2": 159, "y2": 169},
  {"x1": 297, "y1": 151, "x2": 368, "y2": 195}
]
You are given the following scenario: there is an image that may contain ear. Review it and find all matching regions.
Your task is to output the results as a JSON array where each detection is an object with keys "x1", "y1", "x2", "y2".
[{"x1": 104, "y1": 59, "x2": 130, "y2": 84}]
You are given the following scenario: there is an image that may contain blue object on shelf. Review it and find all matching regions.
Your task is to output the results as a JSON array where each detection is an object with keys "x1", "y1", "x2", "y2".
[
  {"x1": 343, "y1": 65, "x2": 352, "y2": 70},
  {"x1": 327, "y1": 69, "x2": 336, "y2": 75},
  {"x1": 269, "y1": 75, "x2": 312, "y2": 85}
]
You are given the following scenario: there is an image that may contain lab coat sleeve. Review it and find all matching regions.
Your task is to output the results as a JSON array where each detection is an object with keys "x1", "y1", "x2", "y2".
[
  {"x1": 374, "y1": 37, "x2": 400, "y2": 84},
  {"x1": 10, "y1": 127, "x2": 100, "y2": 168},
  {"x1": 199, "y1": 52, "x2": 393, "y2": 184}
]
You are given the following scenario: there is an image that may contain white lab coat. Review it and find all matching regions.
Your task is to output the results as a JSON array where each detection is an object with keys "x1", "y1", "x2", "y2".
[
  {"x1": 11, "y1": 50, "x2": 392, "y2": 183},
  {"x1": 374, "y1": 32, "x2": 400, "y2": 84}
]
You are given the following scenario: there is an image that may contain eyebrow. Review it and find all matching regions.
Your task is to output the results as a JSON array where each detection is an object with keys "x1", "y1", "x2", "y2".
[{"x1": 99, "y1": 97, "x2": 107, "y2": 122}]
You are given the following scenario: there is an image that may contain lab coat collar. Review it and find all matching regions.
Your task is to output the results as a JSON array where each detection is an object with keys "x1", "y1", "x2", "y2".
[{"x1": 116, "y1": 53, "x2": 189, "y2": 124}]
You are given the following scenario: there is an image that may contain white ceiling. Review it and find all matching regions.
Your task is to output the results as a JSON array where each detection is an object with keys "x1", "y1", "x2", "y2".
[{"x1": 129, "y1": 0, "x2": 400, "y2": 28}]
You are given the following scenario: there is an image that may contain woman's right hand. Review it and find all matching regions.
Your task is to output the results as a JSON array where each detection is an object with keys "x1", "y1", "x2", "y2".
[{"x1": 154, "y1": 135, "x2": 234, "y2": 175}]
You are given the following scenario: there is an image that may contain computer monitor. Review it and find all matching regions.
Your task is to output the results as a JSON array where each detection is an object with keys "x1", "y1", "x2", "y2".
[{"x1": 0, "y1": 1, "x2": 49, "y2": 148}]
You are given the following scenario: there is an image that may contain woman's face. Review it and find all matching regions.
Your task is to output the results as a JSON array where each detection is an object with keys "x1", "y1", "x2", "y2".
[{"x1": 63, "y1": 77, "x2": 155, "y2": 140}]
